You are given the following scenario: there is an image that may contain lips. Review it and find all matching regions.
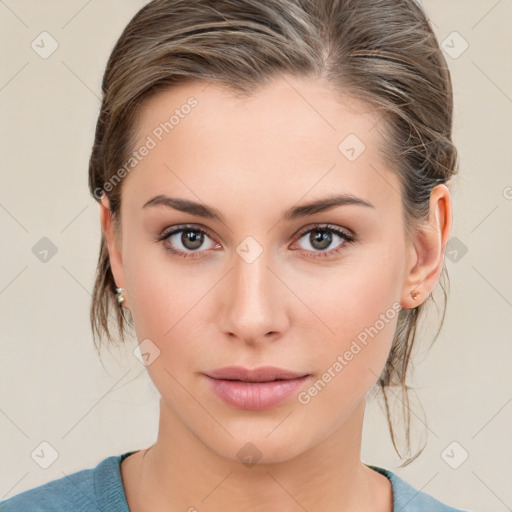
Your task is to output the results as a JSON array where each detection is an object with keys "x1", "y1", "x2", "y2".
[
  {"x1": 205, "y1": 365, "x2": 310, "y2": 383},
  {"x1": 203, "y1": 365, "x2": 312, "y2": 410}
]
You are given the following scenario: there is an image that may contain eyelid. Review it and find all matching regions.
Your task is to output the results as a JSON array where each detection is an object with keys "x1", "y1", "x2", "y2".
[
  {"x1": 157, "y1": 222, "x2": 355, "y2": 259},
  {"x1": 292, "y1": 223, "x2": 355, "y2": 242},
  {"x1": 156, "y1": 224, "x2": 220, "y2": 260},
  {"x1": 291, "y1": 223, "x2": 355, "y2": 255},
  {"x1": 158, "y1": 223, "x2": 216, "y2": 241}
]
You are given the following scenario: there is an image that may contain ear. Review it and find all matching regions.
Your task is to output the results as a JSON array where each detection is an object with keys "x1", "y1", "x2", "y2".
[
  {"x1": 401, "y1": 184, "x2": 452, "y2": 309},
  {"x1": 99, "y1": 195, "x2": 129, "y2": 309}
]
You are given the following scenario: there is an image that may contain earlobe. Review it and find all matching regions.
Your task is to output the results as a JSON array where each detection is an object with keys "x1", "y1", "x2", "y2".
[
  {"x1": 401, "y1": 184, "x2": 452, "y2": 309},
  {"x1": 99, "y1": 195, "x2": 129, "y2": 309}
]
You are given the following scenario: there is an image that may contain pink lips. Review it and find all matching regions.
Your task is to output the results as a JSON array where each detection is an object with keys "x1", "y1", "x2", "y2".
[{"x1": 203, "y1": 365, "x2": 311, "y2": 410}]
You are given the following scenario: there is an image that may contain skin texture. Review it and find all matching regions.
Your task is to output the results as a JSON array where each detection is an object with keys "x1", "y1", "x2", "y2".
[{"x1": 99, "y1": 76, "x2": 452, "y2": 512}]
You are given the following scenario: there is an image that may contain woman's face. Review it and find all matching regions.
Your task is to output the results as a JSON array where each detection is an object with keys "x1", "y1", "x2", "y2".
[{"x1": 103, "y1": 76, "x2": 425, "y2": 464}]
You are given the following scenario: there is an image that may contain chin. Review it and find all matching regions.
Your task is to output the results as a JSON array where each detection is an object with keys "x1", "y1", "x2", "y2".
[{"x1": 199, "y1": 421, "x2": 316, "y2": 467}]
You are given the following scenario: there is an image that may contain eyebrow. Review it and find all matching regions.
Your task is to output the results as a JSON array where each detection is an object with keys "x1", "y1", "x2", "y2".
[{"x1": 142, "y1": 193, "x2": 374, "y2": 222}]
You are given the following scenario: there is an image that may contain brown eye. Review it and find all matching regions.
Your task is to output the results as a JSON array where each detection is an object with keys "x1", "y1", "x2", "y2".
[
  {"x1": 180, "y1": 229, "x2": 204, "y2": 250},
  {"x1": 294, "y1": 224, "x2": 355, "y2": 259},
  {"x1": 159, "y1": 225, "x2": 219, "y2": 258},
  {"x1": 309, "y1": 229, "x2": 333, "y2": 251}
]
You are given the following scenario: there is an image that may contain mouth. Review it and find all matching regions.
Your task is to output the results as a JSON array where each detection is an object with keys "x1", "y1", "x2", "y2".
[
  {"x1": 204, "y1": 365, "x2": 310, "y2": 383},
  {"x1": 202, "y1": 366, "x2": 312, "y2": 410}
]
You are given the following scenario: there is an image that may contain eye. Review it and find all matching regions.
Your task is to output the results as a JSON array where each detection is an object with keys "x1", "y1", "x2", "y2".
[
  {"x1": 158, "y1": 225, "x2": 220, "y2": 259},
  {"x1": 156, "y1": 223, "x2": 355, "y2": 260},
  {"x1": 293, "y1": 224, "x2": 355, "y2": 259}
]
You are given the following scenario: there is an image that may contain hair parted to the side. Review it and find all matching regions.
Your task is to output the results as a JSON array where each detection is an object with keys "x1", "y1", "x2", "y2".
[{"x1": 88, "y1": 0, "x2": 458, "y2": 466}]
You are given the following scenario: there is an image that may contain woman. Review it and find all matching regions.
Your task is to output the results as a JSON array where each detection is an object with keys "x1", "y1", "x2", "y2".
[{"x1": 0, "y1": 0, "x2": 471, "y2": 510}]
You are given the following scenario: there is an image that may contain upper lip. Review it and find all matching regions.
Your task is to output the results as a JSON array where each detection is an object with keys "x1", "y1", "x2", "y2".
[{"x1": 204, "y1": 365, "x2": 310, "y2": 383}]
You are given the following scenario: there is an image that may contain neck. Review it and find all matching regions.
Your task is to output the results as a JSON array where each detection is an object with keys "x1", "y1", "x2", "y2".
[{"x1": 132, "y1": 398, "x2": 392, "y2": 512}]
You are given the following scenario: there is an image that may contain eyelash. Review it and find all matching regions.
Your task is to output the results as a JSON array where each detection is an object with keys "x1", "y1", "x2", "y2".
[{"x1": 156, "y1": 223, "x2": 355, "y2": 260}]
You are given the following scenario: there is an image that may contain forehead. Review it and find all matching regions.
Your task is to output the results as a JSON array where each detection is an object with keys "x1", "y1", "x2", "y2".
[
  {"x1": 122, "y1": 76, "x2": 399, "y2": 215},
  {"x1": 132, "y1": 76, "x2": 382, "y2": 156}
]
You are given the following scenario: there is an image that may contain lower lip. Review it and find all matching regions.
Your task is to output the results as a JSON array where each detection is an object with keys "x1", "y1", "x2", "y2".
[{"x1": 204, "y1": 375, "x2": 311, "y2": 410}]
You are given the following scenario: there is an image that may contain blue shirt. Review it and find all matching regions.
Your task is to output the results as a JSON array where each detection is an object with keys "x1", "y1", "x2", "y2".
[{"x1": 0, "y1": 451, "x2": 471, "y2": 511}]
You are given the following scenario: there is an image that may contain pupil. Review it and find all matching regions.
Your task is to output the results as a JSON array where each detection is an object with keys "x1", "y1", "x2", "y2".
[
  {"x1": 311, "y1": 230, "x2": 331, "y2": 250},
  {"x1": 183, "y1": 230, "x2": 203, "y2": 250}
]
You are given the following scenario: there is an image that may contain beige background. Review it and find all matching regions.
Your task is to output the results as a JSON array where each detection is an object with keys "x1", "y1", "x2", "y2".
[{"x1": 0, "y1": 1, "x2": 511, "y2": 510}]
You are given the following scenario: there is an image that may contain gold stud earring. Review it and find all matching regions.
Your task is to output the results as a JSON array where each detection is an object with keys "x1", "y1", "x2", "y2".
[{"x1": 410, "y1": 290, "x2": 420, "y2": 300}]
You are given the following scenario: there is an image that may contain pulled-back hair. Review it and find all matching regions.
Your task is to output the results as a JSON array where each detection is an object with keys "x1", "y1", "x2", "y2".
[{"x1": 88, "y1": 0, "x2": 458, "y2": 466}]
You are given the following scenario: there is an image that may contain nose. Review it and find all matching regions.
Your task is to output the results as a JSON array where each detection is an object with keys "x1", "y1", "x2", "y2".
[{"x1": 218, "y1": 244, "x2": 290, "y2": 346}]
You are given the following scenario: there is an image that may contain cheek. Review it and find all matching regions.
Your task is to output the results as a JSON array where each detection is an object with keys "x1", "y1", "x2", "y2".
[
  {"x1": 295, "y1": 242, "x2": 404, "y2": 394},
  {"x1": 122, "y1": 237, "x2": 196, "y2": 340},
  {"x1": 295, "y1": 296, "x2": 400, "y2": 423},
  {"x1": 298, "y1": 246, "x2": 402, "y2": 335},
  {"x1": 123, "y1": 253, "x2": 206, "y2": 402},
  {"x1": 122, "y1": 241, "x2": 221, "y2": 389}
]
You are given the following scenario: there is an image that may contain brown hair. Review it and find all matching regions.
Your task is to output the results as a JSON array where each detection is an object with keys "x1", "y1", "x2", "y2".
[{"x1": 88, "y1": 0, "x2": 458, "y2": 465}]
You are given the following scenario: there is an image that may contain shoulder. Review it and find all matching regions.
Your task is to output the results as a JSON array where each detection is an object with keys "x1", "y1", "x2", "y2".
[
  {"x1": 367, "y1": 465, "x2": 472, "y2": 512},
  {"x1": 0, "y1": 452, "x2": 134, "y2": 512}
]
